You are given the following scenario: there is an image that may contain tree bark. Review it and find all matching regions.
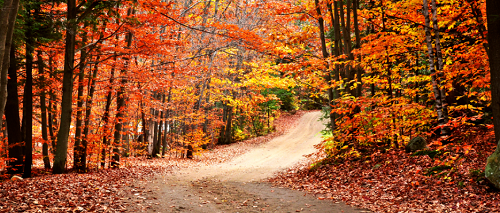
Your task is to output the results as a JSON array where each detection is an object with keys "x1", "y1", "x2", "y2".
[
  {"x1": 353, "y1": 0, "x2": 363, "y2": 97},
  {"x1": 486, "y1": 0, "x2": 500, "y2": 142},
  {"x1": 5, "y1": 45, "x2": 22, "y2": 174},
  {"x1": 162, "y1": 88, "x2": 172, "y2": 156},
  {"x1": 422, "y1": 0, "x2": 448, "y2": 136},
  {"x1": 484, "y1": 0, "x2": 500, "y2": 189},
  {"x1": 151, "y1": 105, "x2": 160, "y2": 157},
  {"x1": 112, "y1": 6, "x2": 134, "y2": 167},
  {"x1": 38, "y1": 50, "x2": 50, "y2": 169},
  {"x1": 0, "y1": 0, "x2": 20, "y2": 135},
  {"x1": 23, "y1": 9, "x2": 34, "y2": 178},
  {"x1": 431, "y1": 0, "x2": 449, "y2": 133},
  {"x1": 48, "y1": 52, "x2": 57, "y2": 153},
  {"x1": 53, "y1": 0, "x2": 77, "y2": 174},
  {"x1": 101, "y1": 67, "x2": 115, "y2": 168},
  {"x1": 315, "y1": 0, "x2": 335, "y2": 131},
  {"x1": 74, "y1": 33, "x2": 87, "y2": 171},
  {"x1": 81, "y1": 57, "x2": 99, "y2": 171}
]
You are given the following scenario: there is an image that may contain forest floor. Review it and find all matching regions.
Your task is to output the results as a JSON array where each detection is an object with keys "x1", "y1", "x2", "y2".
[
  {"x1": 120, "y1": 111, "x2": 366, "y2": 213},
  {"x1": 2, "y1": 111, "x2": 499, "y2": 212}
]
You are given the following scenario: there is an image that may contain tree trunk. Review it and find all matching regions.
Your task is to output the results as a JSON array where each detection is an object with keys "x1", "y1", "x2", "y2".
[
  {"x1": 48, "y1": 52, "x2": 57, "y2": 153},
  {"x1": 38, "y1": 50, "x2": 50, "y2": 169},
  {"x1": 332, "y1": 0, "x2": 341, "y2": 101},
  {"x1": 224, "y1": 105, "x2": 233, "y2": 145},
  {"x1": 5, "y1": 45, "x2": 22, "y2": 174},
  {"x1": 101, "y1": 67, "x2": 115, "y2": 168},
  {"x1": 53, "y1": 0, "x2": 77, "y2": 174},
  {"x1": 431, "y1": 0, "x2": 449, "y2": 134},
  {"x1": 151, "y1": 105, "x2": 160, "y2": 157},
  {"x1": 353, "y1": 0, "x2": 363, "y2": 97},
  {"x1": 112, "y1": 6, "x2": 134, "y2": 167},
  {"x1": 23, "y1": 10, "x2": 34, "y2": 178},
  {"x1": 140, "y1": 99, "x2": 149, "y2": 152},
  {"x1": 315, "y1": 0, "x2": 335, "y2": 131},
  {"x1": 485, "y1": 0, "x2": 500, "y2": 142},
  {"x1": 0, "y1": 0, "x2": 20, "y2": 135},
  {"x1": 81, "y1": 57, "x2": 99, "y2": 171},
  {"x1": 74, "y1": 33, "x2": 87, "y2": 172},
  {"x1": 162, "y1": 88, "x2": 172, "y2": 156},
  {"x1": 422, "y1": 0, "x2": 448, "y2": 136},
  {"x1": 157, "y1": 94, "x2": 165, "y2": 156},
  {"x1": 485, "y1": 0, "x2": 500, "y2": 190}
]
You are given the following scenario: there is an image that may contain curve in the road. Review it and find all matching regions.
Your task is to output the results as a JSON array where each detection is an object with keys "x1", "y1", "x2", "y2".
[{"x1": 183, "y1": 111, "x2": 325, "y2": 182}]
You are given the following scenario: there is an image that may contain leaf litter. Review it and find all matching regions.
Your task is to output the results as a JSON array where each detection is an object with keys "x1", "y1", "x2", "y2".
[
  {"x1": 269, "y1": 127, "x2": 500, "y2": 212},
  {"x1": 0, "y1": 111, "x2": 305, "y2": 212}
]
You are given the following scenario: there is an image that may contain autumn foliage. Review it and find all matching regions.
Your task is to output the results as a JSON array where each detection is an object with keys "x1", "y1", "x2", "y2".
[{"x1": 0, "y1": 0, "x2": 499, "y2": 211}]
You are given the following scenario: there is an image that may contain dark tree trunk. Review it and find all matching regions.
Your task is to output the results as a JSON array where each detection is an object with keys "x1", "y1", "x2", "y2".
[
  {"x1": 484, "y1": 0, "x2": 500, "y2": 189},
  {"x1": 224, "y1": 105, "x2": 233, "y2": 145},
  {"x1": 151, "y1": 105, "x2": 160, "y2": 157},
  {"x1": 0, "y1": 0, "x2": 21, "y2": 133},
  {"x1": 23, "y1": 11, "x2": 34, "y2": 178},
  {"x1": 38, "y1": 50, "x2": 50, "y2": 169},
  {"x1": 331, "y1": 0, "x2": 341, "y2": 101},
  {"x1": 48, "y1": 52, "x2": 56, "y2": 153},
  {"x1": 140, "y1": 99, "x2": 149, "y2": 151},
  {"x1": 486, "y1": 0, "x2": 500, "y2": 142},
  {"x1": 157, "y1": 94, "x2": 165, "y2": 156},
  {"x1": 101, "y1": 67, "x2": 115, "y2": 168},
  {"x1": 5, "y1": 45, "x2": 22, "y2": 174},
  {"x1": 74, "y1": 33, "x2": 87, "y2": 172},
  {"x1": 315, "y1": 0, "x2": 335, "y2": 131},
  {"x1": 353, "y1": 0, "x2": 363, "y2": 97},
  {"x1": 53, "y1": 0, "x2": 77, "y2": 174},
  {"x1": 81, "y1": 57, "x2": 99, "y2": 171},
  {"x1": 112, "y1": 6, "x2": 134, "y2": 167}
]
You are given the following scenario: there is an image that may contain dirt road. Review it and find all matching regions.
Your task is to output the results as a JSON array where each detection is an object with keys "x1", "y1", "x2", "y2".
[{"x1": 123, "y1": 111, "x2": 368, "y2": 212}]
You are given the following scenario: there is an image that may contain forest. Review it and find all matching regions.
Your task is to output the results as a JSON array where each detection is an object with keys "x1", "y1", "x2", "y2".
[{"x1": 0, "y1": 0, "x2": 499, "y2": 212}]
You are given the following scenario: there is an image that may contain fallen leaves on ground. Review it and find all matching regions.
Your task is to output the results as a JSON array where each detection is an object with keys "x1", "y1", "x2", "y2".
[
  {"x1": 0, "y1": 110, "x2": 305, "y2": 212},
  {"x1": 269, "y1": 128, "x2": 500, "y2": 212}
]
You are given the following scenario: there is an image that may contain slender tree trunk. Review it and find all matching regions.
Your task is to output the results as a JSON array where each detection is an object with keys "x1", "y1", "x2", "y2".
[
  {"x1": 74, "y1": 33, "x2": 87, "y2": 171},
  {"x1": 53, "y1": 0, "x2": 77, "y2": 174},
  {"x1": 38, "y1": 50, "x2": 50, "y2": 169},
  {"x1": 140, "y1": 99, "x2": 148, "y2": 151},
  {"x1": 23, "y1": 10, "x2": 34, "y2": 178},
  {"x1": 422, "y1": 0, "x2": 447, "y2": 136},
  {"x1": 157, "y1": 94, "x2": 165, "y2": 155},
  {"x1": 5, "y1": 45, "x2": 22, "y2": 174},
  {"x1": 112, "y1": 6, "x2": 134, "y2": 167},
  {"x1": 151, "y1": 105, "x2": 160, "y2": 157},
  {"x1": 353, "y1": 0, "x2": 363, "y2": 97},
  {"x1": 81, "y1": 57, "x2": 99, "y2": 171},
  {"x1": 101, "y1": 67, "x2": 115, "y2": 168},
  {"x1": 315, "y1": 0, "x2": 335, "y2": 131},
  {"x1": 431, "y1": 0, "x2": 449, "y2": 133},
  {"x1": 224, "y1": 105, "x2": 233, "y2": 145},
  {"x1": 0, "y1": 0, "x2": 20, "y2": 134},
  {"x1": 162, "y1": 88, "x2": 172, "y2": 156},
  {"x1": 332, "y1": 0, "x2": 342, "y2": 98},
  {"x1": 48, "y1": 53, "x2": 57, "y2": 152},
  {"x1": 157, "y1": 106, "x2": 163, "y2": 157}
]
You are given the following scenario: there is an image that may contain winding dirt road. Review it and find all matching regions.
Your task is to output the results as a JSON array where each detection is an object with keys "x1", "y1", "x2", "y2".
[
  {"x1": 182, "y1": 111, "x2": 324, "y2": 182},
  {"x1": 123, "y1": 111, "x2": 368, "y2": 212}
]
